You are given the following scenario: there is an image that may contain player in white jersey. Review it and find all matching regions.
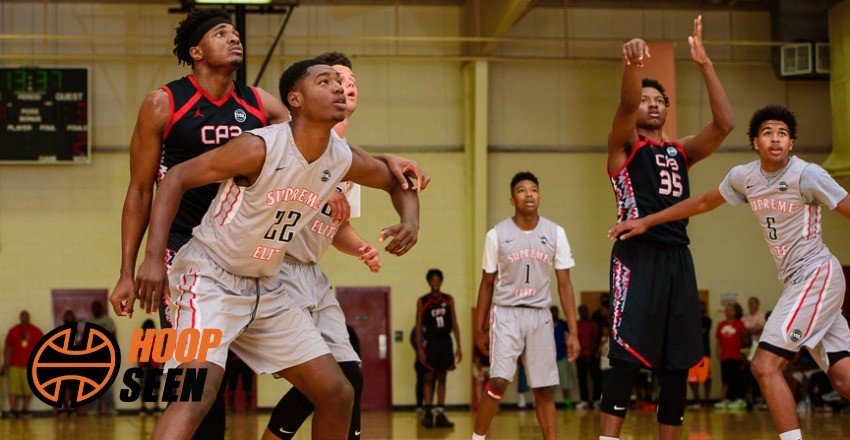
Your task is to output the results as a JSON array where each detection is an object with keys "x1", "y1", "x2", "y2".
[
  {"x1": 265, "y1": 51, "x2": 430, "y2": 440},
  {"x1": 132, "y1": 59, "x2": 420, "y2": 440},
  {"x1": 609, "y1": 105, "x2": 850, "y2": 440},
  {"x1": 472, "y1": 172, "x2": 580, "y2": 440}
]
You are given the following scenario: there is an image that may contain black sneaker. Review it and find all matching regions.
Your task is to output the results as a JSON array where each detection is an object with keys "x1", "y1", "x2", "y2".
[
  {"x1": 420, "y1": 410, "x2": 434, "y2": 429},
  {"x1": 434, "y1": 412, "x2": 454, "y2": 428}
]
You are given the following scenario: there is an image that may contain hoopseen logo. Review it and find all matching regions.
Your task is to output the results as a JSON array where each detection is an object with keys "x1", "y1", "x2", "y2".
[{"x1": 27, "y1": 324, "x2": 222, "y2": 407}]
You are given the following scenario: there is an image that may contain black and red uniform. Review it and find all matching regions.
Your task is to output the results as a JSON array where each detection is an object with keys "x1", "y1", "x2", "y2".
[
  {"x1": 157, "y1": 75, "x2": 267, "y2": 326},
  {"x1": 608, "y1": 132, "x2": 702, "y2": 371},
  {"x1": 418, "y1": 293, "x2": 456, "y2": 372}
]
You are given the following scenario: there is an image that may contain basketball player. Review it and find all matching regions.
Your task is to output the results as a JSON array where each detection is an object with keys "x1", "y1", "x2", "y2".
[
  {"x1": 132, "y1": 58, "x2": 419, "y2": 440},
  {"x1": 108, "y1": 9, "x2": 287, "y2": 437},
  {"x1": 416, "y1": 268, "x2": 461, "y2": 429},
  {"x1": 472, "y1": 172, "x2": 580, "y2": 440},
  {"x1": 600, "y1": 16, "x2": 734, "y2": 440},
  {"x1": 608, "y1": 105, "x2": 850, "y2": 440},
  {"x1": 263, "y1": 51, "x2": 430, "y2": 440}
]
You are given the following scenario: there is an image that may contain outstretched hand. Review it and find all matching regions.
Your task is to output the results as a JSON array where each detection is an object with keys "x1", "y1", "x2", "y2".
[
  {"x1": 357, "y1": 243, "x2": 381, "y2": 272},
  {"x1": 383, "y1": 154, "x2": 431, "y2": 192},
  {"x1": 622, "y1": 38, "x2": 650, "y2": 67},
  {"x1": 607, "y1": 218, "x2": 650, "y2": 241},
  {"x1": 688, "y1": 15, "x2": 710, "y2": 66},
  {"x1": 379, "y1": 222, "x2": 418, "y2": 256}
]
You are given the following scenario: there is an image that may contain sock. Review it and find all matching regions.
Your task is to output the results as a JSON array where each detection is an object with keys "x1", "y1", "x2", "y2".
[
  {"x1": 600, "y1": 437, "x2": 620, "y2": 440},
  {"x1": 472, "y1": 433, "x2": 486, "y2": 440},
  {"x1": 436, "y1": 407, "x2": 444, "y2": 413},
  {"x1": 779, "y1": 429, "x2": 802, "y2": 440}
]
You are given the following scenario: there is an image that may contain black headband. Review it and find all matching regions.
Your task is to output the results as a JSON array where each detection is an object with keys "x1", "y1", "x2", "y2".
[{"x1": 188, "y1": 16, "x2": 232, "y2": 49}]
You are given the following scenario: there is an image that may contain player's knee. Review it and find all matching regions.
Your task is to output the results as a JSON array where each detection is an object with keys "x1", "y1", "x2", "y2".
[
  {"x1": 339, "y1": 362, "x2": 363, "y2": 396},
  {"x1": 750, "y1": 356, "x2": 775, "y2": 381},
  {"x1": 488, "y1": 377, "x2": 509, "y2": 395}
]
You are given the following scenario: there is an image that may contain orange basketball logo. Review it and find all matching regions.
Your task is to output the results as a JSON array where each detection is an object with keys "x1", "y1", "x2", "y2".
[{"x1": 27, "y1": 323, "x2": 121, "y2": 408}]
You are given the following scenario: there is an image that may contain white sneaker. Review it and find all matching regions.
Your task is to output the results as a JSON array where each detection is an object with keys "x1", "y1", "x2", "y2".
[
  {"x1": 575, "y1": 401, "x2": 590, "y2": 409},
  {"x1": 687, "y1": 403, "x2": 702, "y2": 410},
  {"x1": 796, "y1": 401, "x2": 808, "y2": 413},
  {"x1": 713, "y1": 399, "x2": 729, "y2": 409},
  {"x1": 517, "y1": 394, "x2": 527, "y2": 409},
  {"x1": 727, "y1": 399, "x2": 746, "y2": 410},
  {"x1": 822, "y1": 391, "x2": 842, "y2": 403}
]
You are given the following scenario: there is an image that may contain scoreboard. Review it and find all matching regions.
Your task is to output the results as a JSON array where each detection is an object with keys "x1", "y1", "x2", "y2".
[{"x1": 0, "y1": 67, "x2": 90, "y2": 164}]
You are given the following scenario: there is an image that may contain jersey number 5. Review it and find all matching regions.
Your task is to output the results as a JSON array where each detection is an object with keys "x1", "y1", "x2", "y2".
[
  {"x1": 766, "y1": 216, "x2": 778, "y2": 241},
  {"x1": 658, "y1": 170, "x2": 683, "y2": 198},
  {"x1": 264, "y1": 210, "x2": 302, "y2": 242}
]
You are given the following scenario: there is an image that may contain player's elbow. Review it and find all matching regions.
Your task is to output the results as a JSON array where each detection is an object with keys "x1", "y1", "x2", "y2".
[{"x1": 716, "y1": 119, "x2": 735, "y2": 136}]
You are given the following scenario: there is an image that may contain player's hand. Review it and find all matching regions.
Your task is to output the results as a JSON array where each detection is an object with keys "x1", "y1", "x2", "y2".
[
  {"x1": 567, "y1": 333, "x2": 581, "y2": 362},
  {"x1": 326, "y1": 189, "x2": 351, "y2": 224},
  {"x1": 455, "y1": 348, "x2": 463, "y2": 365},
  {"x1": 110, "y1": 275, "x2": 138, "y2": 319},
  {"x1": 607, "y1": 218, "x2": 649, "y2": 240},
  {"x1": 622, "y1": 38, "x2": 650, "y2": 67},
  {"x1": 382, "y1": 154, "x2": 431, "y2": 192},
  {"x1": 476, "y1": 330, "x2": 490, "y2": 356},
  {"x1": 357, "y1": 243, "x2": 381, "y2": 272},
  {"x1": 688, "y1": 15, "x2": 710, "y2": 66},
  {"x1": 379, "y1": 221, "x2": 418, "y2": 256},
  {"x1": 135, "y1": 257, "x2": 170, "y2": 315},
  {"x1": 418, "y1": 348, "x2": 426, "y2": 364}
]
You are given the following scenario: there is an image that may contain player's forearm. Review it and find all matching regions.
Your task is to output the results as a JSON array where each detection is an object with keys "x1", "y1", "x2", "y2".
[
  {"x1": 560, "y1": 289, "x2": 579, "y2": 335},
  {"x1": 330, "y1": 222, "x2": 364, "y2": 257},
  {"x1": 389, "y1": 183, "x2": 420, "y2": 228},
  {"x1": 143, "y1": 170, "x2": 190, "y2": 262},
  {"x1": 644, "y1": 189, "x2": 724, "y2": 227},
  {"x1": 619, "y1": 64, "x2": 644, "y2": 111},
  {"x1": 699, "y1": 62, "x2": 735, "y2": 135},
  {"x1": 118, "y1": 186, "x2": 153, "y2": 279},
  {"x1": 475, "y1": 279, "x2": 494, "y2": 333}
]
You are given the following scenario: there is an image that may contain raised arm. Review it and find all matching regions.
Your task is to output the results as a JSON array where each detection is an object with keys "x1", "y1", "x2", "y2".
[
  {"x1": 109, "y1": 89, "x2": 169, "y2": 319},
  {"x1": 475, "y1": 271, "x2": 496, "y2": 355},
  {"x1": 555, "y1": 269, "x2": 580, "y2": 362},
  {"x1": 344, "y1": 144, "x2": 420, "y2": 255},
  {"x1": 607, "y1": 38, "x2": 650, "y2": 174},
  {"x1": 677, "y1": 16, "x2": 734, "y2": 165},
  {"x1": 608, "y1": 186, "x2": 727, "y2": 240},
  {"x1": 134, "y1": 134, "x2": 266, "y2": 314}
]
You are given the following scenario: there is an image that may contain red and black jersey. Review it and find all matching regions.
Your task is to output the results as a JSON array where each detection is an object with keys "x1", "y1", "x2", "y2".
[
  {"x1": 609, "y1": 132, "x2": 690, "y2": 246},
  {"x1": 158, "y1": 75, "x2": 267, "y2": 251},
  {"x1": 418, "y1": 292, "x2": 454, "y2": 337}
]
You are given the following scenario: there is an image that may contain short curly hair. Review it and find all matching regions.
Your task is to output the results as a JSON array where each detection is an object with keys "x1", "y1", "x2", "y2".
[
  {"x1": 314, "y1": 51, "x2": 352, "y2": 69},
  {"x1": 278, "y1": 58, "x2": 329, "y2": 111},
  {"x1": 173, "y1": 8, "x2": 232, "y2": 66},
  {"x1": 642, "y1": 78, "x2": 670, "y2": 107},
  {"x1": 747, "y1": 105, "x2": 797, "y2": 148},
  {"x1": 510, "y1": 171, "x2": 539, "y2": 193}
]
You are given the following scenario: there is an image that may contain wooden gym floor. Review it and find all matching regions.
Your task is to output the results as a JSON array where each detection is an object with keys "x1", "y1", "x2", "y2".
[{"x1": 1, "y1": 406, "x2": 850, "y2": 439}]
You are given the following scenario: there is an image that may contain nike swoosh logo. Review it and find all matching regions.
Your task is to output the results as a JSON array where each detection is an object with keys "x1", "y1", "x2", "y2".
[
  {"x1": 275, "y1": 166, "x2": 286, "y2": 171},
  {"x1": 746, "y1": 184, "x2": 756, "y2": 188},
  {"x1": 614, "y1": 405, "x2": 626, "y2": 411},
  {"x1": 279, "y1": 428, "x2": 295, "y2": 434},
  {"x1": 354, "y1": 430, "x2": 361, "y2": 436},
  {"x1": 505, "y1": 239, "x2": 514, "y2": 243},
  {"x1": 544, "y1": 320, "x2": 551, "y2": 324}
]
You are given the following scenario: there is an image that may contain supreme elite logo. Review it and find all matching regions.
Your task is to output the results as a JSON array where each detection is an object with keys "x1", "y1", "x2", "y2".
[{"x1": 27, "y1": 324, "x2": 221, "y2": 407}]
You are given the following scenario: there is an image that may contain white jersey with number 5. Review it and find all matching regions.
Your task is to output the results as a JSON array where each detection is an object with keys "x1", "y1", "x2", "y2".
[
  {"x1": 719, "y1": 156, "x2": 848, "y2": 284},
  {"x1": 192, "y1": 122, "x2": 353, "y2": 277},
  {"x1": 482, "y1": 216, "x2": 575, "y2": 308}
]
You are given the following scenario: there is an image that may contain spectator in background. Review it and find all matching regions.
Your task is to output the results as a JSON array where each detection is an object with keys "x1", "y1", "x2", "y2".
[
  {"x1": 575, "y1": 304, "x2": 599, "y2": 409},
  {"x1": 138, "y1": 319, "x2": 161, "y2": 414},
  {"x1": 742, "y1": 296, "x2": 766, "y2": 407},
  {"x1": 715, "y1": 303, "x2": 748, "y2": 410},
  {"x1": 88, "y1": 301, "x2": 116, "y2": 415},
  {"x1": 2, "y1": 311, "x2": 43, "y2": 418},
  {"x1": 688, "y1": 300, "x2": 713, "y2": 408},
  {"x1": 411, "y1": 326, "x2": 426, "y2": 413},
  {"x1": 591, "y1": 294, "x2": 611, "y2": 331},
  {"x1": 550, "y1": 306, "x2": 574, "y2": 410}
]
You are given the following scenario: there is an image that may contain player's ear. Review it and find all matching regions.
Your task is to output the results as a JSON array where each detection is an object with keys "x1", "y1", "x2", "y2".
[
  {"x1": 287, "y1": 91, "x2": 302, "y2": 109},
  {"x1": 190, "y1": 46, "x2": 203, "y2": 63},
  {"x1": 789, "y1": 138, "x2": 794, "y2": 151}
]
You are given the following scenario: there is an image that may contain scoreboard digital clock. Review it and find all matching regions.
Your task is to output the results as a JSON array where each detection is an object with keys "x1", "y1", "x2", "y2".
[{"x1": 0, "y1": 67, "x2": 90, "y2": 164}]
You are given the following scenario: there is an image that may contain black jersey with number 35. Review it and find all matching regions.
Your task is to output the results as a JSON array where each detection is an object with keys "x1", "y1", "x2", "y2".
[
  {"x1": 609, "y1": 132, "x2": 690, "y2": 245},
  {"x1": 158, "y1": 75, "x2": 267, "y2": 251},
  {"x1": 419, "y1": 293, "x2": 454, "y2": 337}
]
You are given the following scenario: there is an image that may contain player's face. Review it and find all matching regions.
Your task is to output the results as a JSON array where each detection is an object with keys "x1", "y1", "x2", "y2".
[
  {"x1": 753, "y1": 120, "x2": 793, "y2": 172},
  {"x1": 510, "y1": 180, "x2": 539, "y2": 214},
  {"x1": 636, "y1": 87, "x2": 667, "y2": 130},
  {"x1": 333, "y1": 65, "x2": 358, "y2": 117},
  {"x1": 20, "y1": 311, "x2": 30, "y2": 325},
  {"x1": 428, "y1": 275, "x2": 442, "y2": 292},
  {"x1": 197, "y1": 24, "x2": 243, "y2": 68},
  {"x1": 296, "y1": 65, "x2": 347, "y2": 123}
]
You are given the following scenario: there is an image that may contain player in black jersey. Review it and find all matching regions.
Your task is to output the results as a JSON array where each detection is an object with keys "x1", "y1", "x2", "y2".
[
  {"x1": 600, "y1": 16, "x2": 734, "y2": 440},
  {"x1": 415, "y1": 269, "x2": 461, "y2": 429},
  {"x1": 108, "y1": 9, "x2": 288, "y2": 440}
]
